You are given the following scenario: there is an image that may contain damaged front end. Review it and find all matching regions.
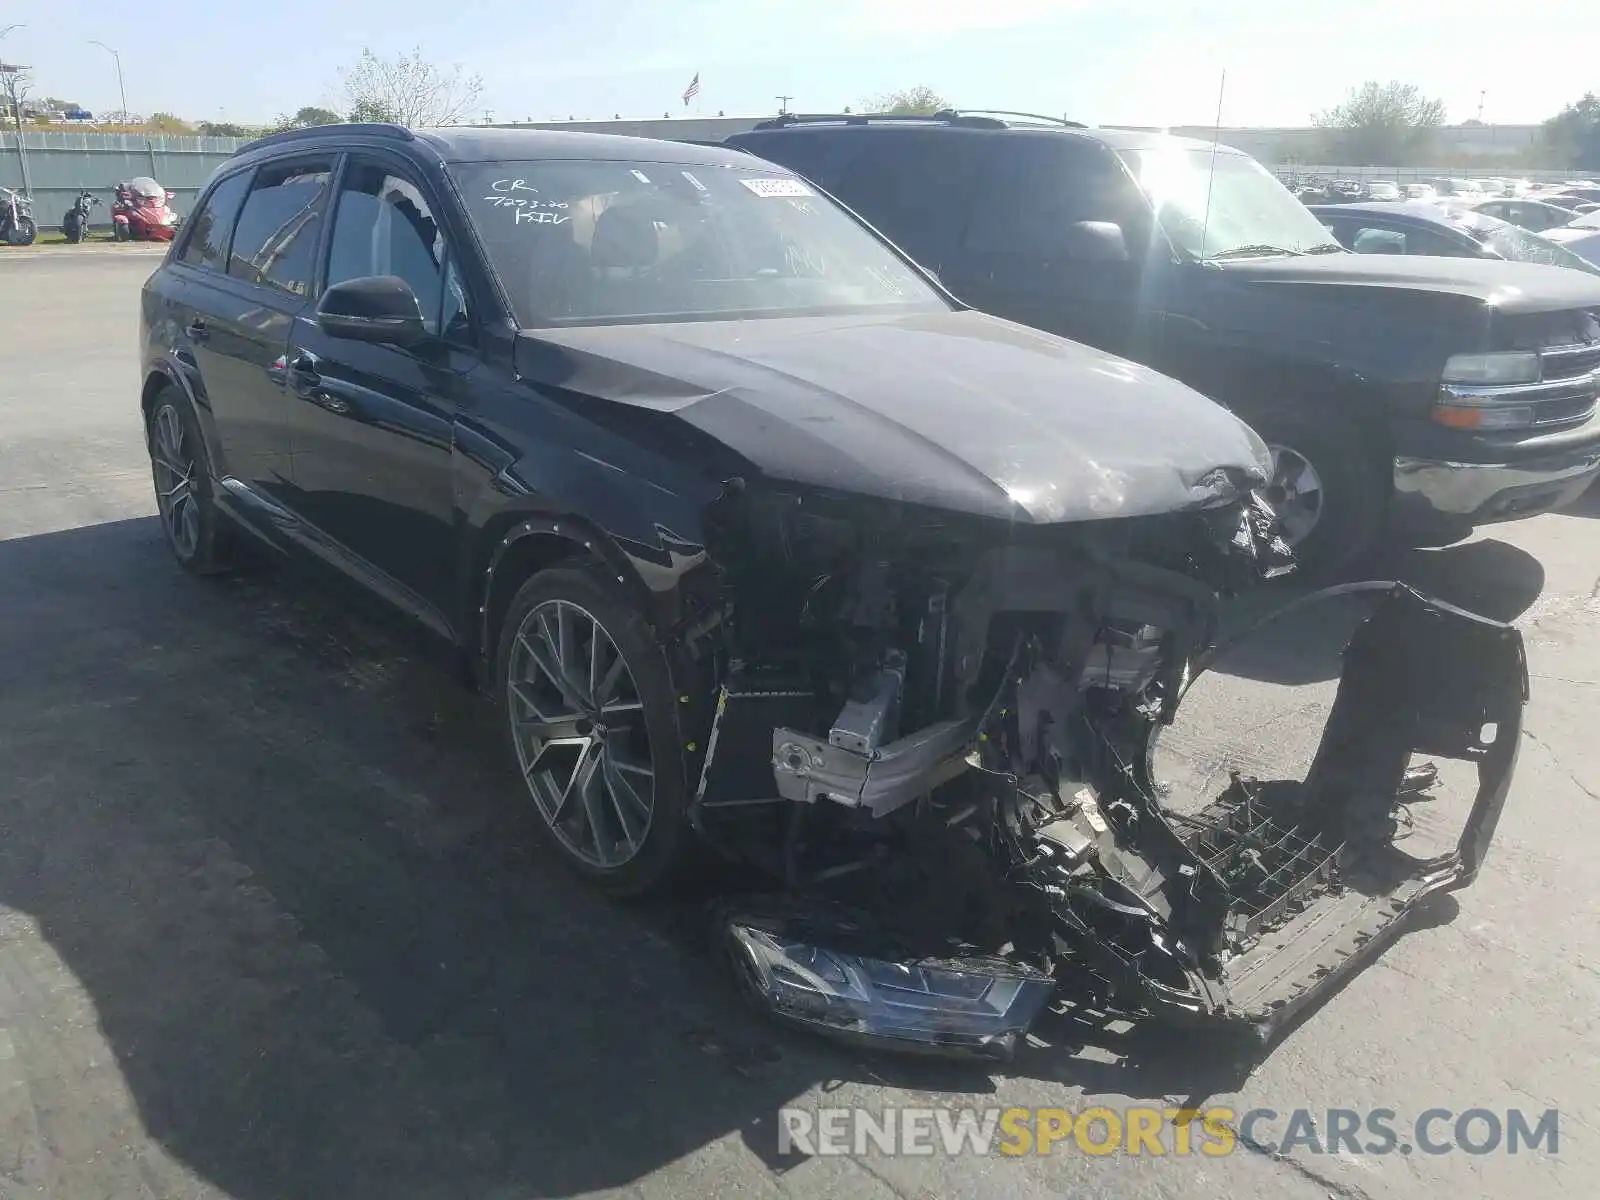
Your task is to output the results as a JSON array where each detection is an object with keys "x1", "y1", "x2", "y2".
[{"x1": 680, "y1": 482, "x2": 1527, "y2": 1060}]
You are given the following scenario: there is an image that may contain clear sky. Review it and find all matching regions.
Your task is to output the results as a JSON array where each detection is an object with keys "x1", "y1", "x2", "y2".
[{"x1": 7, "y1": 1, "x2": 1597, "y2": 128}]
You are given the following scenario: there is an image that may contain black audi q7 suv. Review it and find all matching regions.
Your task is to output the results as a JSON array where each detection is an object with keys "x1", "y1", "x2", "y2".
[{"x1": 137, "y1": 123, "x2": 1526, "y2": 1058}]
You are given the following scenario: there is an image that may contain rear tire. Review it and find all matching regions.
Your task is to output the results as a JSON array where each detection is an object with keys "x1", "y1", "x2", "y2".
[
  {"x1": 146, "y1": 389, "x2": 232, "y2": 575},
  {"x1": 1245, "y1": 408, "x2": 1385, "y2": 577},
  {"x1": 6, "y1": 216, "x2": 36, "y2": 246},
  {"x1": 495, "y1": 563, "x2": 692, "y2": 897}
]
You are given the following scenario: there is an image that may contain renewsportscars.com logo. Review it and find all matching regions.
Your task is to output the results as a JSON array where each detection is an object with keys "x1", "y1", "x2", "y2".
[{"x1": 778, "y1": 1106, "x2": 1561, "y2": 1158}]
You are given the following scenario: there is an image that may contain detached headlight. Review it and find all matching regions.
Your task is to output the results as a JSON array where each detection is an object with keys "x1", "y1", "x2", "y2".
[
  {"x1": 1441, "y1": 351, "x2": 1540, "y2": 386},
  {"x1": 724, "y1": 912, "x2": 1056, "y2": 1060}
]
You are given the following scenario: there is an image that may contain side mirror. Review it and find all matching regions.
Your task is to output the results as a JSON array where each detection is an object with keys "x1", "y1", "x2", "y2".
[
  {"x1": 315, "y1": 275, "x2": 428, "y2": 346},
  {"x1": 1064, "y1": 220, "x2": 1129, "y2": 262}
]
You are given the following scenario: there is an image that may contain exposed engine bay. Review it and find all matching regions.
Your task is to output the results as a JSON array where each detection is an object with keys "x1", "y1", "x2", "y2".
[{"x1": 676, "y1": 481, "x2": 1527, "y2": 1060}]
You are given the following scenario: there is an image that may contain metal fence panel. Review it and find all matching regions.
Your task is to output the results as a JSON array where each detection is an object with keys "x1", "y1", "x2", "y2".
[{"x1": 0, "y1": 130, "x2": 246, "y2": 234}]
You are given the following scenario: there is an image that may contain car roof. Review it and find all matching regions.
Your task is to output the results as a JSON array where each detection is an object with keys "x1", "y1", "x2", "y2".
[
  {"x1": 734, "y1": 118, "x2": 1241, "y2": 157},
  {"x1": 231, "y1": 122, "x2": 761, "y2": 171}
]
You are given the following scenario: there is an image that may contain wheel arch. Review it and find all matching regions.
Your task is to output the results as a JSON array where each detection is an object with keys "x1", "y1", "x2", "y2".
[{"x1": 470, "y1": 511, "x2": 664, "y2": 689}]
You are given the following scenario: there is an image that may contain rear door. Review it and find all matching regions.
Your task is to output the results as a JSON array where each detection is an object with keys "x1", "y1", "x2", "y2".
[
  {"x1": 281, "y1": 155, "x2": 468, "y2": 633},
  {"x1": 174, "y1": 157, "x2": 335, "y2": 522},
  {"x1": 939, "y1": 135, "x2": 1153, "y2": 354}
]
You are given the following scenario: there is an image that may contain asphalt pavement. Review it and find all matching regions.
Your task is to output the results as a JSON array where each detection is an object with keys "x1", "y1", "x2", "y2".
[{"x1": 0, "y1": 247, "x2": 1594, "y2": 1199}]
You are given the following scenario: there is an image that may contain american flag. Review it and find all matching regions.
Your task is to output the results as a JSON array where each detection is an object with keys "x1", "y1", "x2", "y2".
[{"x1": 682, "y1": 72, "x2": 700, "y2": 106}]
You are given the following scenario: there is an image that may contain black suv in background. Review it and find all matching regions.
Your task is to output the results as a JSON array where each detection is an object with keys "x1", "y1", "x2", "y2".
[{"x1": 730, "y1": 112, "x2": 1600, "y2": 570}]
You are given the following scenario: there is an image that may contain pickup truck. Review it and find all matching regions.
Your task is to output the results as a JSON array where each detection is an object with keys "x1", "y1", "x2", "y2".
[{"x1": 729, "y1": 113, "x2": 1600, "y2": 571}]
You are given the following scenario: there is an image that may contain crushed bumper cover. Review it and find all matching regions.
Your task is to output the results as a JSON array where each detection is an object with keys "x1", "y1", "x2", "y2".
[{"x1": 720, "y1": 583, "x2": 1528, "y2": 1060}]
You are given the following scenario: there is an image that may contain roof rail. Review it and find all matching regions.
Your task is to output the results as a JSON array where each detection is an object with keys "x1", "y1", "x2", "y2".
[
  {"x1": 232, "y1": 121, "x2": 414, "y2": 157},
  {"x1": 948, "y1": 109, "x2": 1088, "y2": 129},
  {"x1": 748, "y1": 110, "x2": 1086, "y2": 133}
]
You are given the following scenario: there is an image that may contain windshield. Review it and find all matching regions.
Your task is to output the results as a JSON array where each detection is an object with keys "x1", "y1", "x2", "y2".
[
  {"x1": 1117, "y1": 147, "x2": 1340, "y2": 259},
  {"x1": 1457, "y1": 211, "x2": 1600, "y2": 275},
  {"x1": 448, "y1": 158, "x2": 948, "y2": 327}
]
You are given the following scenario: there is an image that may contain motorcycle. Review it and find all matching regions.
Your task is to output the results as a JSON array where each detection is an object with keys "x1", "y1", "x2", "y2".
[
  {"x1": 61, "y1": 190, "x2": 101, "y2": 244},
  {"x1": 110, "y1": 177, "x2": 179, "y2": 242},
  {"x1": 0, "y1": 185, "x2": 38, "y2": 246}
]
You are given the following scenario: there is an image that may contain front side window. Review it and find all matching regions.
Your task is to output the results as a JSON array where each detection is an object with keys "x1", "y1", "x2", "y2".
[
  {"x1": 228, "y1": 160, "x2": 333, "y2": 297},
  {"x1": 1120, "y1": 146, "x2": 1342, "y2": 260},
  {"x1": 447, "y1": 158, "x2": 947, "y2": 327},
  {"x1": 179, "y1": 170, "x2": 251, "y2": 272},
  {"x1": 326, "y1": 162, "x2": 448, "y2": 333}
]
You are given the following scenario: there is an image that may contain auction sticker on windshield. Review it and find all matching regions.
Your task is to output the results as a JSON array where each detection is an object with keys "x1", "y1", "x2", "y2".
[{"x1": 739, "y1": 177, "x2": 815, "y2": 198}]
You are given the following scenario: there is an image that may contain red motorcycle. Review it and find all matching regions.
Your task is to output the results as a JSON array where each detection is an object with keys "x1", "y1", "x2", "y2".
[{"x1": 110, "y1": 177, "x2": 180, "y2": 242}]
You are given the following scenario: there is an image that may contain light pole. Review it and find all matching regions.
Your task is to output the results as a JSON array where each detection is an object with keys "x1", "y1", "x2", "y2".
[{"x1": 89, "y1": 40, "x2": 127, "y2": 120}]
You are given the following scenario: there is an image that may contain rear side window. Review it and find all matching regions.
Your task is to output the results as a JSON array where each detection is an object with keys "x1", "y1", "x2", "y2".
[
  {"x1": 963, "y1": 138, "x2": 1150, "y2": 257},
  {"x1": 228, "y1": 159, "x2": 334, "y2": 297},
  {"x1": 179, "y1": 170, "x2": 250, "y2": 271},
  {"x1": 733, "y1": 130, "x2": 862, "y2": 190},
  {"x1": 828, "y1": 132, "x2": 985, "y2": 267}
]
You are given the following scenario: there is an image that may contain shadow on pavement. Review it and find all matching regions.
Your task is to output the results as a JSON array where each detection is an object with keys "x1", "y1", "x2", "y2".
[
  {"x1": 1211, "y1": 536, "x2": 1545, "y2": 686},
  {"x1": 0, "y1": 516, "x2": 1289, "y2": 1198},
  {"x1": 1555, "y1": 476, "x2": 1600, "y2": 519}
]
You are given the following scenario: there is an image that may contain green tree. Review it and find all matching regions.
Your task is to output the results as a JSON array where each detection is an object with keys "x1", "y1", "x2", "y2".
[
  {"x1": 1313, "y1": 80, "x2": 1446, "y2": 165},
  {"x1": 869, "y1": 86, "x2": 951, "y2": 116},
  {"x1": 1542, "y1": 94, "x2": 1600, "y2": 171},
  {"x1": 146, "y1": 112, "x2": 195, "y2": 134},
  {"x1": 339, "y1": 47, "x2": 483, "y2": 127},
  {"x1": 274, "y1": 105, "x2": 342, "y2": 131},
  {"x1": 197, "y1": 120, "x2": 249, "y2": 137}
]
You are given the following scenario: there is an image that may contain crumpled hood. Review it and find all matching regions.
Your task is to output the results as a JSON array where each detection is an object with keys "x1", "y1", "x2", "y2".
[
  {"x1": 519, "y1": 309, "x2": 1269, "y2": 523},
  {"x1": 1216, "y1": 251, "x2": 1600, "y2": 312}
]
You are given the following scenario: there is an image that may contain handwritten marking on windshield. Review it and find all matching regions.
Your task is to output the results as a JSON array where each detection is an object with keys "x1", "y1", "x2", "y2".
[
  {"x1": 513, "y1": 209, "x2": 570, "y2": 226},
  {"x1": 483, "y1": 195, "x2": 569, "y2": 210},
  {"x1": 490, "y1": 178, "x2": 539, "y2": 195}
]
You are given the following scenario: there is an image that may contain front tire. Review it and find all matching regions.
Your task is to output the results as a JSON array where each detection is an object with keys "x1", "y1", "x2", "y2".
[
  {"x1": 1247, "y1": 409, "x2": 1385, "y2": 577},
  {"x1": 6, "y1": 216, "x2": 36, "y2": 246},
  {"x1": 147, "y1": 390, "x2": 231, "y2": 574},
  {"x1": 495, "y1": 564, "x2": 692, "y2": 896}
]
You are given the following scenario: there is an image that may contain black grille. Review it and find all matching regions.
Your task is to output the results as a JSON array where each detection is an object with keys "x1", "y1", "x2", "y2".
[{"x1": 1542, "y1": 342, "x2": 1600, "y2": 381}]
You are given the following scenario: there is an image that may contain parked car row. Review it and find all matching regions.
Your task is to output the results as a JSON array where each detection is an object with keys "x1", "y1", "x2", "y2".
[{"x1": 135, "y1": 116, "x2": 1553, "y2": 1058}]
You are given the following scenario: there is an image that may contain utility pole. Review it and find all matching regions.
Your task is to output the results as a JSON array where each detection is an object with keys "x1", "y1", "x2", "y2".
[
  {"x1": 89, "y1": 41, "x2": 128, "y2": 120},
  {"x1": 775, "y1": 94, "x2": 793, "y2": 115},
  {"x1": 1477, "y1": 89, "x2": 1486, "y2": 123}
]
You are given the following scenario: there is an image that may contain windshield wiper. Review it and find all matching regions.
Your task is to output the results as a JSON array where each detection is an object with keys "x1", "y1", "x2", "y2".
[
  {"x1": 1303, "y1": 241, "x2": 1346, "y2": 254},
  {"x1": 1207, "y1": 244, "x2": 1306, "y2": 260}
]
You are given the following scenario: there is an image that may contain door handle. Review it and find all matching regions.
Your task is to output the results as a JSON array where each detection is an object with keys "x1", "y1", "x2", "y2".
[{"x1": 185, "y1": 317, "x2": 208, "y2": 341}]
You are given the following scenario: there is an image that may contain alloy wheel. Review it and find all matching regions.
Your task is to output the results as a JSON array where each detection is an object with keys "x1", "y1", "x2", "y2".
[
  {"x1": 1264, "y1": 443, "x2": 1325, "y2": 546},
  {"x1": 506, "y1": 599, "x2": 656, "y2": 869},
  {"x1": 151, "y1": 403, "x2": 200, "y2": 560}
]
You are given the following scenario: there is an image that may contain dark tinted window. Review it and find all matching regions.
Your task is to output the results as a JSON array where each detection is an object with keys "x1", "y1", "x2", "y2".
[
  {"x1": 733, "y1": 129, "x2": 864, "y2": 190},
  {"x1": 1330, "y1": 220, "x2": 1465, "y2": 257},
  {"x1": 964, "y1": 138, "x2": 1150, "y2": 256},
  {"x1": 228, "y1": 160, "x2": 333, "y2": 296},
  {"x1": 828, "y1": 131, "x2": 985, "y2": 267},
  {"x1": 326, "y1": 162, "x2": 447, "y2": 334},
  {"x1": 179, "y1": 170, "x2": 250, "y2": 271}
]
